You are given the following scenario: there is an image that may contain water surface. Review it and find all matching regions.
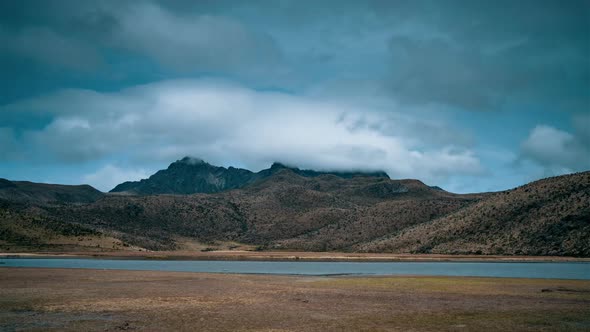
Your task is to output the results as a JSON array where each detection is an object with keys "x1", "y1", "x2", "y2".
[{"x1": 1, "y1": 258, "x2": 589, "y2": 279}]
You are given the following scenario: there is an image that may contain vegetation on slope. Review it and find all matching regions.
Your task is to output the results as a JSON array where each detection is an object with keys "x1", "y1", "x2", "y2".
[
  {"x1": 0, "y1": 169, "x2": 588, "y2": 256},
  {"x1": 356, "y1": 172, "x2": 590, "y2": 256},
  {"x1": 0, "y1": 178, "x2": 103, "y2": 204}
]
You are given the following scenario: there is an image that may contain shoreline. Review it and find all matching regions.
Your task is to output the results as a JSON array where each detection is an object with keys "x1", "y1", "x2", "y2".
[{"x1": 1, "y1": 250, "x2": 589, "y2": 262}]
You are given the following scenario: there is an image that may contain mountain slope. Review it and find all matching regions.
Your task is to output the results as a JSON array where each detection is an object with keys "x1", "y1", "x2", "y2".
[
  {"x1": 233, "y1": 170, "x2": 479, "y2": 251},
  {"x1": 110, "y1": 157, "x2": 389, "y2": 195},
  {"x1": 355, "y1": 171, "x2": 590, "y2": 256},
  {"x1": 0, "y1": 199, "x2": 135, "y2": 252},
  {"x1": 0, "y1": 179, "x2": 103, "y2": 204},
  {"x1": 35, "y1": 169, "x2": 481, "y2": 251}
]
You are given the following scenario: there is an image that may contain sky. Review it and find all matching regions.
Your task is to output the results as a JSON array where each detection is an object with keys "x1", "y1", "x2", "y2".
[{"x1": 0, "y1": 0, "x2": 589, "y2": 193}]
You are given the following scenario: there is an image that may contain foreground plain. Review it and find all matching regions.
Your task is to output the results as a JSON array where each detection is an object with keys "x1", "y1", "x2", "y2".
[{"x1": 1, "y1": 268, "x2": 589, "y2": 331}]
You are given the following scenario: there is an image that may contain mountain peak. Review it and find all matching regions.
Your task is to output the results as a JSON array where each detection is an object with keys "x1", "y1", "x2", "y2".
[
  {"x1": 111, "y1": 158, "x2": 391, "y2": 194},
  {"x1": 270, "y1": 162, "x2": 290, "y2": 169},
  {"x1": 177, "y1": 156, "x2": 206, "y2": 165}
]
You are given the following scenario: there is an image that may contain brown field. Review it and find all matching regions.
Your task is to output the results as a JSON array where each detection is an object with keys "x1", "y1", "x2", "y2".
[{"x1": 1, "y1": 268, "x2": 589, "y2": 331}]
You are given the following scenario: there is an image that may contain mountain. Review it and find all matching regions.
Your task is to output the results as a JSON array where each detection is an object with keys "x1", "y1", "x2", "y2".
[
  {"x1": 111, "y1": 157, "x2": 257, "y2": 195},
  {"x1": 110, "y1": 157, "x2": 389, "y2": 195},
  {"x1": 355, "y1": 171, "x2": 590, "y2": 256},
  {"x1": 0, "y1": 160, "x2": 588, "y2": 257},
  {"x1": 0, "y1": 178, "x2": 103, "y2": 204},
  {"x1": 2, "y1": 167, "x2": 476, "y2": 252}
]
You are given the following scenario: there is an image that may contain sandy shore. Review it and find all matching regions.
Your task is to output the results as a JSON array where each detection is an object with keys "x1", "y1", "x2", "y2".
[
  {"x1": 1, "y1": 250, "x2": 589, "y2": 262},
  {"x1": 1, "y1": 267, "x2": 589, "y2": 331}
]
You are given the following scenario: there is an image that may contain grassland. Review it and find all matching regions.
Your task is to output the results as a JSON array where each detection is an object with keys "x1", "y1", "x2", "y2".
[{"x1": 1, "y1": 268, "x2": 589, "y2": 331}]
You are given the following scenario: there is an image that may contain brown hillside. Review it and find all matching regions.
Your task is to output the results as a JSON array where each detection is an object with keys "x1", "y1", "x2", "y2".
[
  {"x1": 0, "y1": 179, "x2": 103, "y2": 204},
  {"x1": 0, "y1": 201, "x2": 132, "y2": 252},
  {"x1": 1, "y1": 170, "x2": 588, "y2": 257},
  {"x1": 356, "y1": 171, "x2": 590, "y2": 256},
  {"x1": 7, "y1": 169, "x2": 479, "y2": 251}
]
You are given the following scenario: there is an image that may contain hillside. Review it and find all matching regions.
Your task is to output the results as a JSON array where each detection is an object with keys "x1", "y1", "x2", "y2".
[
  {"x1": 356, "y1": 171, "x2": 590, "y2": 256},
  {"x1": 110, "y1": 157, "x2": 389, "y2": 195},
  {"x1": 0, "y1": 179, "x2": 103, "y2": 204},
  {"x1": 234, "y1": 171, "x2": 479, "y2": 251},
  {"x1": 0, "y1": 200, "x2": 135, "y2": 252},
  {"x1": 2, "y1": 168, "x2": 478, "y2": 252}
]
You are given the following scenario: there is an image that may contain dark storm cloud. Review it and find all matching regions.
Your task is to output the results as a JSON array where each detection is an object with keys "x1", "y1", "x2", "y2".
[
  {"x1": 0, "y1": 0, "x2": 286, "y2": 103},
  {"x1": 2, "y1": 0, "x2": 587, "y2": 110},
  {"x1": 384, "y1": 0, "x2": 590, "y2": 110},
  {"x1": 0, "y1": 26, "x2": 102, "y2": 70}
]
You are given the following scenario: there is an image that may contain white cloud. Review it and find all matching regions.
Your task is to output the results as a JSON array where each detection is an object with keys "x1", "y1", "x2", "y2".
[
  {"x1": 82, "y1": 165, "x2": 150, "y2": 192},
  {"x1": 520, "y1": 124, "x2": 590, "y2": 174},
  {"x1": 4, "y1": 78, "x2": 484, "y2": 189}
]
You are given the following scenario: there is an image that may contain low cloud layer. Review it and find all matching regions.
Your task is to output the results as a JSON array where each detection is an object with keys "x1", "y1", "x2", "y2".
[
  {"x1": 2, "y1": 79, "x2": 483, "y2": 189},
  {"x1": 1, "y1": 1, "x2": 587, "y2": 109}
]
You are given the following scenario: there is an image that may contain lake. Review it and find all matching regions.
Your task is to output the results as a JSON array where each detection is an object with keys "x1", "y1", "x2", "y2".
[{"x1": 1, "y1": 258, "x2": 589, "y2": 279}]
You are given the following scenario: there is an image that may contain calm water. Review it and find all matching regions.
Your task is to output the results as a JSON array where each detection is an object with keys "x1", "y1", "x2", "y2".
[{"x1": 1, "y1": 258, "x2": 589, "y2": 279}]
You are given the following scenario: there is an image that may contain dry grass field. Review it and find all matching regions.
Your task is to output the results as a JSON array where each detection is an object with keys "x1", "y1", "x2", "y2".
[{"x1": 1, "y1": 268, "x2": 589, "y2": 331}]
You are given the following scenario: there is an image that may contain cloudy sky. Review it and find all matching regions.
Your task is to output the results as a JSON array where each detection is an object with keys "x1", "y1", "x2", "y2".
[{"x1": 1, "y1": 0, "x2": 588, "y2": 193}]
